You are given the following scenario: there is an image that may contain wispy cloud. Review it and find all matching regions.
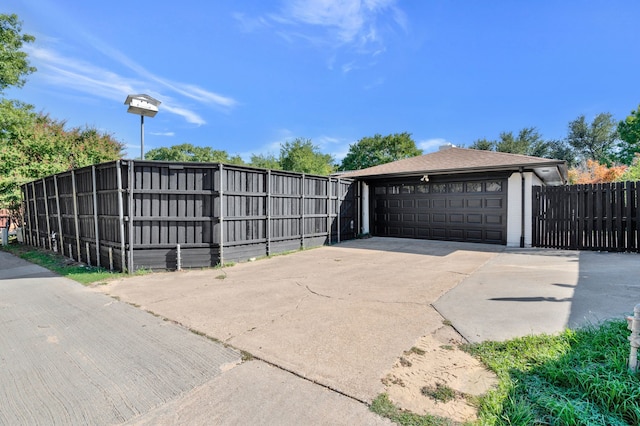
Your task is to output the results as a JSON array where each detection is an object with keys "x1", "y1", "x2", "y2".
[
  {"x1": 28, "y1": 47, "x2": 137, "y2": 101},
  {"x1": 239, "y1": 0, "x2": 408, "y2": 72},
  {"x1": 150, "y1": 131, "x2": 175, "y2": 137},
  {"x1": 281, "y1": 0, "x2": 404, "y2": 46},
  {"x1": 233, "y1": 12, "x2": 272, "y2": 32},
  {"x1": 25, "y1": 38, "x2": 237, "y2": 126}
]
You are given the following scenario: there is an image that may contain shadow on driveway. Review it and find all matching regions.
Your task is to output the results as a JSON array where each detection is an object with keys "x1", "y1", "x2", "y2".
[{"x1": 434, "y1": 248, "x2": 640, "y2": 343}]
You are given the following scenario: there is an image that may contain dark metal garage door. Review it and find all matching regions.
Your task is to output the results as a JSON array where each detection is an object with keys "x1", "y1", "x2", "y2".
[{"x1": 371, "y1": 176, "x2": 507, "y2": 244}]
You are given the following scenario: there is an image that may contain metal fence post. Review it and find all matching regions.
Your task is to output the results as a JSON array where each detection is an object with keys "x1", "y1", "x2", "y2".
[
  {"x1": 24, "y1": 185, "x2": 32, "y2": 246},
  {"x1": 116, "y1": 160, "x2": 127, "y2": 272},
  {"x1": 71, "y1": 170, "x2": 81, "y2": 262},
  {"x1": 266, "y1": 169, "x2": 271, "y2": 256},
  {"x1": 92, "y1": 165, "x2": 101, "y2": 268},
  {"x1": 219, "y1": 163, "x2": 225, "y2": 266},
  {"x1": 42, "y1": 178, "x2": 52, "y2": 250},
  {"x1": 31, "y1": 182, "x2": 39, "y2": 247},
  {"x1": 300, "y1": 173, "x2": 305, "y2": 249},
  {"x1": 54, "y1": 175, "x2": 64, "y2": 256},
  {"x1": 128, "y1": 161, "x2": 135, "y2": 273}
]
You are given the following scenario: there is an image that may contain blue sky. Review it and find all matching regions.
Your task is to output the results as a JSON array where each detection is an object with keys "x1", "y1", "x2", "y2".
[{"x1": 4, "y1": 0, "x2": 640, "y2": 163}]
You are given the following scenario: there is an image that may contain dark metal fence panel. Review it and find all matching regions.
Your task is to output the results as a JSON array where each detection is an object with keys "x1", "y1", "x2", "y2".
[
  {"x1": 129, "y1": 162, "x2": 219, "y2": 270},
  {"x1": 532, "y1": 182, "x2": 639, "y2": 252},
  {"x1": 21, "y1": 160, "x2": 357, "y2": 272}
]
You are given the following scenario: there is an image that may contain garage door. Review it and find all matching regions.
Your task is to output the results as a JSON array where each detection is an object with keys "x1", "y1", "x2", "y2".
[{"x1": 371, "y1": 177, "x2": 507, "y2": 244}]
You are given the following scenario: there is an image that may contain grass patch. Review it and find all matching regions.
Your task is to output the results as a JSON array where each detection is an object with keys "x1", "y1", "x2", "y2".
[
  {"x1": 370, "y1": 394, "x2": 456, "y2": 426},
  {"x1": 466, "y1": 320, "x2": 640, "y2": 425},
  {"x1": 405, "y1": 346, "x2": 426, "y2": 356},
  {"x1": 1, "y1": 243, "x2": 129, "y2": 285},
  {"x1": 421, "y1": 383, "x2": 458, "y2": 403}
]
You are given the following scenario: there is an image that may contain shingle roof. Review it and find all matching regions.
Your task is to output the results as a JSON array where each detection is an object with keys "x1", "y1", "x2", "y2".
[{"x1": 340, "y1": 147, "x2": 567, "y2": 179}]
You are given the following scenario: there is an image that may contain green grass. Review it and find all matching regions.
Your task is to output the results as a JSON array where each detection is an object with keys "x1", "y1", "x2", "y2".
[
  {"x1": 1, "y1": 242, "x2": 129, "y2": 285},
  {"x1": 370, "y1": 394, "x2": 457, "y2": 426},
  {"x1": 466, "y1": 321, "x2": 640, "y2": 425},
  {"x1": 372, "y1": 322, "x2": 638, "y2": 425},
  {"x1": 421, "y1": 383, "x2": 458, "y2": 403}
]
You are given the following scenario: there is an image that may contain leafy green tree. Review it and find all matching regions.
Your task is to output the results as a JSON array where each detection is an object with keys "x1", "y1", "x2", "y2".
[
  {"x1": 617, "y1": 105, "x2": 640, "y2": 165},
  {"x1": 469, "y1": 138, "x2": 495, "y2": 151},
  {"x1": 279, "y1": 138, "x2": 334, "y2": 175},
  {"x1": 145, "y1": 143, "x2": 245, "y2": 165},
  {"x1": 0, "y1": 102, "x2": 124, "y2": 214},
  {"x1": 339, "y1": 132, "x2": 422, "y2": 171},
  {"x1": 249, "y1": 153, "x2": 282, "y2": 170},
  {"x1": 617, "y1": 154, "x2": 640, "y2": 181},
  {"x1": 567, "y1": 113, "x2": 618, "y2": 165},
  {"x1": 470, "y1": 127, "x2": 577, "y2": 165},
  {"x1": 546, "y1": 139, "x2": 578, "y2": 167},
  {"x1": 0, "y1": 14, "x2": 123, "y2": 222},
  {"x1": 0, "y1": 14, "x2": 36, "y2": 93},
  {"x1": 494, "y1": 128, "x2": 536, "y2": 155}
]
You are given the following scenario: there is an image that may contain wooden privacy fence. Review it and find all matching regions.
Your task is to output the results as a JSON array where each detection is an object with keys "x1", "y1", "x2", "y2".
[
  {"x1": 21, "y1": 160, "x2": 358, "y2": 272},
  {"x1": 532, "y1": 181, "x2": 640, "y2": 252}
]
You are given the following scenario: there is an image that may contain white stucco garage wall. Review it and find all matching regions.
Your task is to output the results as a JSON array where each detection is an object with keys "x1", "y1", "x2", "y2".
[
  {"x1": 361, "y1": 181, "x2": 370, "y2": 235},
  {"x1": 507, "y1": 172, "x2": 543, "y2": 247}
]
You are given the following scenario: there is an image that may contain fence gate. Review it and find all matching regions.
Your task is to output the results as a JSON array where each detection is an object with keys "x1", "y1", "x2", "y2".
[{"x1": 532, "y1": 182, "x2": 639, "y2": 252}]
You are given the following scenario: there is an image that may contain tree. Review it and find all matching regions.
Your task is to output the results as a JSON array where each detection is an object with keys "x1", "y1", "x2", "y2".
[
  {"x1": 469, "y1": 138, "x2": 495, "y2": 151},
  {"x1": 617, "y1": 105, "x2": 640, "y2": 165},
  {"x1": 546, "y1": 139, "x2": 578, "y2": 167},
  {"x1": 0, "y1": 102, "x2": 124, "y2": 216},
  {"x1": 339, "y1": 132, "x2": 422, "y2": 171},
  {"x1": 145, "y1": 143, "x2": 245, "y2": 165},
  {"x1": 618, "y1": 155, "x2": 640, "y2": 181},
  {"x1": 0, "y1": 14, "x2": 36, "y2": 94},
  {"x1": 567, "y1": 113, "x2": 618, "y2": 165},
  {"x1": 469, "y1": 127, "x2": 577, "y2": 165},
  {"x1": 279, "y1": 138, "x2": 334, "y2": 175},
  {"x1": 0, "y1": 14, "x2": 123, "y2": 223},
  {"x1": 249, "y1": 153, "x2": 281, "y2": 170},
  {"x1": 568, "y1": 159, "x2": 627, "y2": 184},
  {"x1": 494, "y1": 128, "x2": 541, "y2": 155}
]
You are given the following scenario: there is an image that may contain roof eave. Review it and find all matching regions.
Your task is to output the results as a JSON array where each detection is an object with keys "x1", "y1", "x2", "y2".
[{"x1": 349, "y1": 161, "x2": 567, "y2": 181}]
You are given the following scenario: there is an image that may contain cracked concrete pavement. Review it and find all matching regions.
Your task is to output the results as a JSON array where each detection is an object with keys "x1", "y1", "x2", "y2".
[
  {"x1": 4, "y1": 237, "x2": 636, "y2": 424},
  {"x1": 98, "y1": 238, "x2": 502, "y2": 403},
  {"x1": 0, "y1": 250, "x2": 390, "y2": 425}
]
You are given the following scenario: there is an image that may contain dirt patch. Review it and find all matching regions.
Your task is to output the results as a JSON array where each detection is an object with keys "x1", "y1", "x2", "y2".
[{"x1": 381, "y1": 325, "x2": 497, "y2": 423}]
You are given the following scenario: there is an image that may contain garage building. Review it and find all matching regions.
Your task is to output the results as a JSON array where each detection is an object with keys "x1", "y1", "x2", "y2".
[{"x1": 341, "y1": 145, "x2": 568, "y2": 247}]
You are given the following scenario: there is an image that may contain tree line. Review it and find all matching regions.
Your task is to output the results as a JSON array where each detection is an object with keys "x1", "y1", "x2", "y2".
[
  {"x1": 0, "y1": 14, "x2": 123, "y2": 222},
  {"x1": 2, "y1": 12, "x2": 640, "y2": 223}
]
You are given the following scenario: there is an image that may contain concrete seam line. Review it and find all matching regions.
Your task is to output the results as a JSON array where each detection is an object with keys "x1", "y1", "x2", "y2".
[
  {"x1": 130, "y1": 304, "x2": 372, "y2": 407},
  {"x1": 430, "y1": 303, "x2": 470, "y2": 345},
  {"x1": 246, "y1": 354, "x2": 372, "y2": 407}
]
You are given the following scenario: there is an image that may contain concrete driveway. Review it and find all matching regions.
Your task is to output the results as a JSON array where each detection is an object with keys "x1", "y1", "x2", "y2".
[
  {"x1": 5, "y1": 238, "x2": 638, "y2": 424},
  {"x1": 100, "y1": 237, "x2": 640, "y2": 406},
  {"x1": 0, "y1": 251, "x2": 390, "y2": 425},
  {"x1": 99, "y1": 238, "x2": 503, "y2": 403},
  {"x1": 434, "y1": 247, "x2": 640, "y2": 342}
]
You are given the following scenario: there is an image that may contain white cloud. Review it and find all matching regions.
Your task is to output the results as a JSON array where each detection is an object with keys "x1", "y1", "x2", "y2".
[
  {"x1": 28, "y1": 47, "x2": 138, "y2": 101},
  {"x1": 280, "y1": 0, "x2": 405, "y2": 45},
  {"x1": 150, "y1": 131, "x2": 175, "y2": 137},
  {"x1": 233, "y1": 13, "x2": 272, "y2": 32},
  {"x1": 419, "y1": 138, "x2": 454, "y2": 153},
  {"x1": 161, "y1": 104, "x2": 206, "y2": 126},
  {"x1": 240, "y1": 0, "x2": 407, "y2": 71},
  {"x1": 25, "y1": 42, "x2": 237, "y2": 126}
]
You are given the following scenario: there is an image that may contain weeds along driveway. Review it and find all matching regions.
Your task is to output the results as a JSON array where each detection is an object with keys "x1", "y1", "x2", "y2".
[{"x1": 98, "y1": 237, "x2": 502, "y2": 403}]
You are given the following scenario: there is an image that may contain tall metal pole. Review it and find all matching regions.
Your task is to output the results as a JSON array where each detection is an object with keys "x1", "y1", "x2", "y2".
[{"x1": 140, "y1": 115, "x2": 145, "y2": 160}]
